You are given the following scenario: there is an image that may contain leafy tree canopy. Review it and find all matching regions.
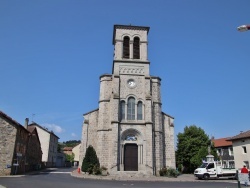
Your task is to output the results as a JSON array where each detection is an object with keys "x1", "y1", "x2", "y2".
[
  {"x1": 176, "y1": 125, "x2": 217, "y2": 173},
  {"x1": 65, "y1": 153, "x2": 75, "y2": 162}
]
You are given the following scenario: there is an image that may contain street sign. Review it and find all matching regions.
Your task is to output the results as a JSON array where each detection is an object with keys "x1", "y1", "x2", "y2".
[{"x1": 6, "y1": 164, "x2": 11, "y2": 168}]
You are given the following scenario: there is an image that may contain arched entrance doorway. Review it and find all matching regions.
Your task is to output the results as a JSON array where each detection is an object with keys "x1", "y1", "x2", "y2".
[
  {"x1": 124, "y1": 144, "x2": 138, "y2": 171},
  {"x1": 120, "y1": 128, "x2": 143, "y2": 171}
]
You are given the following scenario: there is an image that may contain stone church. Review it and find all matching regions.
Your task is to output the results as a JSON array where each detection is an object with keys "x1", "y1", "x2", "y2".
[{"x1": 79, "y1": 25, "x2": 175, "y2": 176}]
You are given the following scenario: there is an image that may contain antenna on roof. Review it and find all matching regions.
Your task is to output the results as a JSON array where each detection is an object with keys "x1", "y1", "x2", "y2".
[{"x1": 32, "y1": 114, "x2": 35, "y2": 122}]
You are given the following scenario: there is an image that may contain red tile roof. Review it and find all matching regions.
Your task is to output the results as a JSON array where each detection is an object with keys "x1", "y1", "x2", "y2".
[
  {"x1": 212, "y1": 137, "x2": 232, "y2": 147},
  {"x1": 227, "y1": 130, "x2": 250, "y2": 141},
  {"x1": 63, "y1": 147, "x2": 73, "y2": 151}
]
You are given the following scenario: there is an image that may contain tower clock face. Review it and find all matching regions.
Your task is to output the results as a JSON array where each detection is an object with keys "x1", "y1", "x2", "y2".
[{"x1": 127, "y1": 79, "x2": 136, "y2": 88}]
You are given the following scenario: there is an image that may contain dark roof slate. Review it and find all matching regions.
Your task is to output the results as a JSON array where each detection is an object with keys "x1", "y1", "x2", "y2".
[
  {"x1": 0, "y1": 110, "x2": 29, "y2": 133},
  {"x1": 227, "y1": 130, "x2": 250, "y2": 141}
]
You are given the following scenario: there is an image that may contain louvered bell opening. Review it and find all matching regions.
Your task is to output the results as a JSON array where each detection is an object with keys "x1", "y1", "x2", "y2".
[
  {"x1": 123, "y1": 37, "x2": 130, "y2": 59},
  {"x1": 133, "y1": 37, "x2": 140, "y2": 59}
]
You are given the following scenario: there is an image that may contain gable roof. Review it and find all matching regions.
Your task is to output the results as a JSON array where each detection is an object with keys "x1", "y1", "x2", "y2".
[
  {"x1": 212, "y1": 137, "x2": 232, "y2": 147},
  {"x1": 227, "y1": 130, "x2": 250, "y2": 141},
  {"x1": 27, "y1": 126, "x2": 41, "y2": 145},
  {"x1": 0, "y1": 110, "x2": 29, "y2": 133},
  {"x1": 28, "y1": 122, "x2": 60, "y2": 139}
]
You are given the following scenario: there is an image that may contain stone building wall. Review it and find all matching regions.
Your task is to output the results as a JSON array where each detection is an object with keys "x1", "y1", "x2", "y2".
[
  {"x1": 163, "y1": 113, "x2": 175, "y2": 168},
  {"x1": 0, "y1": 112, "x2": 29, "y2": 176},
  {"x1": 26, "y1": 128, "x2": 42, "y2": 171},
  {"x1": 0, "y1": 116, "x2": 16, "y2": 175},
  {"x1": 13, "y1": 123, "x2": 29, "y2": 174},
  {"x1": 79, "y1": 110, "x2": 99, "y2": 168}
]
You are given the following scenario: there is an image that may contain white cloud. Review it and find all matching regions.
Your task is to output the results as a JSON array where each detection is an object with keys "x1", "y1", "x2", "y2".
[
  {"x1": 42, "y1": 123, "x2": 65, "y2": 133},
  {"x1": 71, "y1": 133, "x2": 76, "y2": 137}
]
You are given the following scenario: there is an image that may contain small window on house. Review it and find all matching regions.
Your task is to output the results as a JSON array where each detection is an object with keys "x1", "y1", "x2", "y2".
[
  {"x1": 123, "y1": 36, "x2": 130, "y2": 59},
  {"x1": 120, "y1": 101, "x2": 125, "y2": 120},
  {"x1": 133, "y1": 37, "x2": 140, "y2": 59},
  {"x1": 127, "y1": 97, "x2": 135, "y2": 120},
  {"x1": 217, "y1": 148, "x2": 223, "y2": 156},
  {"x1": 243, "y1": 146, "x2": 247, "y2": 154},
  {"x1": 222, "y1": 161, "x2": 227, "y2": 168},
  {"x1": 229, "y1": 147, "x2": 234, "y2": 156},
  {"x1": 229, "y1": 161, "x2": 235, "y2": 169},
  {"x1": 244, "y1": 161, "x2": 249, "y2": 169},
  {"x1": 137, "y1": 101, "x2": 143, "y2": 120}
]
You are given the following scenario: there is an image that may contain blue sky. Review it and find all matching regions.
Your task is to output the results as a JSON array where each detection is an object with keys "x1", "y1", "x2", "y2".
[{"x1": 1, "y1": 1, "x2": 250, "y2": 143}]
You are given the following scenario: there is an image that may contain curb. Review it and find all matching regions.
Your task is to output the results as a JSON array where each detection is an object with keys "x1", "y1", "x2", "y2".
[
  {"x1": 71, "y1": 170, "x2": 200, "y2": 182},
  {"x1": 70, "y1": 170, "x2": 239, "y2": 183}
]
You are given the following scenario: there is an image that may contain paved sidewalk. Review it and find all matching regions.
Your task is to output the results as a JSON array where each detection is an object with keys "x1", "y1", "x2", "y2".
[{"x1": 70, "y1": 169, "x2": 235, "y2": 182}]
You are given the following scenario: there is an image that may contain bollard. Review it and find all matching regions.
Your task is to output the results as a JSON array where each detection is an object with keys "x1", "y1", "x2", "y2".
[
  {"x1": 78, "y1": 167, "x2": 80, "y2": 174},
  {"x1": 236, "y1": 170, "x2": 241, "y2": 188}
]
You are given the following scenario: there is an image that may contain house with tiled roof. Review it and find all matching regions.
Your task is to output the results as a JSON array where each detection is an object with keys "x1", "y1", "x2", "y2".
[
  {"x1": 28, "y1": 122, "x2": 59, "y2": 167},
  {"x1": 26, "y1": 122, "x2": 42, "y2": 171},
  {"x1": 72, "y1": 144, "x2": 81, "y2": 166},
  {"x1": 227, "y1": 130, "x2": 250, "y2": 169},
  {"x1": 212, "y1": 137, "x2": 235, "y2": 169},
  {"x1": 63, "y1": 147, "x2": 73, "y2": 155}
]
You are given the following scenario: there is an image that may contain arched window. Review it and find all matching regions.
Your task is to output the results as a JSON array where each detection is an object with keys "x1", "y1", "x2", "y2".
[
  {"x1": 137, "y1": 101, "x2": 143, "y2": 120},
  {"x1": 123, "y1": 36, "x2": 130, "y2": 59},
  {"x1": 127, "y1": 97, "x2": 135, "y2": 120},
  {"x1": 120, "y1": 101, "x2": 125, "y2": 120},
  {"x1": 133, "y1": 37, "x2": 140, "y2": 59}
]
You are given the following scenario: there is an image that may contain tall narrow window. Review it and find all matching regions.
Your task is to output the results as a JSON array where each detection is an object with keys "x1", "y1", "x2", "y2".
[
  {"x1": 123, "y1": 36, "x2": 130, "y2": 59},
  {"x1": 229, "y1": 147, "x2": 234, "y2": 156},
  {"x1": 243, "y1": 146, "x2": 247, "y2": 153},
  {"x1": 127, "y1": 97, "x2": 135, "y2": 120},
  {"x1": 133, "y1": 37, "x2": 140, "y2": 59},
  {"x1": 137, "y1": 101, "x2": 143, "y2": 120},
  {"x1": 120, "y1": 101, "x2": 125, "y2": 120}
]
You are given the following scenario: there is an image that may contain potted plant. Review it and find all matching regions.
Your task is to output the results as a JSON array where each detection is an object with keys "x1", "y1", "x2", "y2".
[{"x1": 101, "y1": 166, "x2": 108, "y2": 176}]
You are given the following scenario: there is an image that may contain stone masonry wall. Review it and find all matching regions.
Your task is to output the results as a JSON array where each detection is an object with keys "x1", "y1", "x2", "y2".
[
  {"x1": 163, "y1": 114, "x2": 175, "y2": 168},
  {"x1": 0, "y1": 117, "x2": 16, "y2": 176}
]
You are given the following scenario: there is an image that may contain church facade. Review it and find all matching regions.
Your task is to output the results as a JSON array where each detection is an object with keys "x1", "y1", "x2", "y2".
[{"x1": 79, "y1": 25, "x2": 175, "y2": 176}]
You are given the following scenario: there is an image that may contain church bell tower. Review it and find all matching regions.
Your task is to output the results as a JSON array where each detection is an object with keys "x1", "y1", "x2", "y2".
[{"x1": 80, "y1": 25, "x2": 175, "y2": 176}]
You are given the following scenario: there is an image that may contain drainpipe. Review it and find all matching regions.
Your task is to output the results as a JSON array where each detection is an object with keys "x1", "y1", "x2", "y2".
[{"x1": 152, "y1": 102, "x2": 156, "y2": 175}]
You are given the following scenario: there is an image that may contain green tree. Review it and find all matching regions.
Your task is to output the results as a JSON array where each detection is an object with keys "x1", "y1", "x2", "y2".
[
  {"x1": 81, "y1": 145, "x2": 100, "y2": 173},
  {"x1": 65, "y1": 153, "x2": 75, "y2": 162},
  {"x1": 176, "y1": 125, "x2": 217, "y2": 173},
  {"x1": 57, "y1": 143, "x2": 63, "y2": 152}
]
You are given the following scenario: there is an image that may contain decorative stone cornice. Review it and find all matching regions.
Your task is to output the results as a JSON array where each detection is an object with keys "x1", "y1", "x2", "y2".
[
  {"x1": 97, "y1": 129, "x2": 112, "y2": 132},
  {"x1": 99, "y1": 99, "x2": 110, "y2": 103},
  {"x1": 113, "y1": 25, "x2": 150, "y2": 44}
]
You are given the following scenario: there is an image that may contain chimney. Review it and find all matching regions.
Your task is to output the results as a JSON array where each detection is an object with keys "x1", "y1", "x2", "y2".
[{"x1": 24, "y1": 118, "x2": 29, "y2": 129}]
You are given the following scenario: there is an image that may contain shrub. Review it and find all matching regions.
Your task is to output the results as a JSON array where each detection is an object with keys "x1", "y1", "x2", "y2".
[
  {"x1": 159, "y1": 167, "x2": 179, "y2": 177},
  {"x1": 159, "y1": 167, "x2": 168, "y2": 176},
  {"x1": 81, "y1": 145, "x2": 100, "y2": 173},
  {"x1": 101, "y1": 166, "x2": 107, "y2": 171}
]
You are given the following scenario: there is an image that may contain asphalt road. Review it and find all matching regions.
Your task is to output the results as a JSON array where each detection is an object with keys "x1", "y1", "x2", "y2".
[{"x1": 0, "y1": 168, "x2": 238, "y2": 188}]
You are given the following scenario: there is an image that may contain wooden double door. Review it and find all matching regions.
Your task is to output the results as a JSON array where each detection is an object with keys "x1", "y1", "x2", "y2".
[{"x1": 124, "y1": 144, "x2": 138, "y2": 171}]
